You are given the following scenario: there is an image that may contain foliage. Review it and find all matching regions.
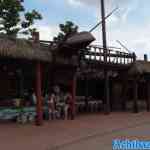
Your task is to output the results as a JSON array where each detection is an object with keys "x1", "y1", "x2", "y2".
[
  {"x1": 54, "y1": 21, "x2": 78, "y2": 43},
  {"x1": 0, "y1": 0, "x2": 42, "y2": 37}
]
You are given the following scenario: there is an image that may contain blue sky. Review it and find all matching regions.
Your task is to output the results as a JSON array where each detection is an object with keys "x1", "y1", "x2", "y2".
[{"x1": 24, "y1": 0, "x2": 150, "y2": 58}]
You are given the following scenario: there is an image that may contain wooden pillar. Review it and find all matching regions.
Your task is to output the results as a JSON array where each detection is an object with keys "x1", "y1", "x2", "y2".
[
  {"x1": 16, "y1": 69, "x2": 24, "y2": 98},
  {"x1": 70, "y1": 73, "x2": 77, "y2": 119},
  {"x1": 121, "y1": 87, "x2": 127, "y2": 111},
  {"x1": 101, "y1": 0, "x2": 107, "y2": 62},
  {"x1": 32, "y1": 31, "x2": 43, "y2": 125},
  {"x1": 85, "y1": 75, "x2": 89, "y2": 111},
  {"x1": 100, "y1": 0, "x2": 110, "y2": 114},
  {"x1": 133, "y1": 78, "x2": 139, "y2": 113},
  {"x1": 104, "y1": 70, "x2": 110, "y2": 114},
  {"x1": 35, "y1": 62, "x2": 43, "y2": 125},
  {"x1": 146, "y1": 80, "x2": 150, "y2": 112},
  {"x1": 121, "y1": 77, "x2": 127, "y2": 111}
]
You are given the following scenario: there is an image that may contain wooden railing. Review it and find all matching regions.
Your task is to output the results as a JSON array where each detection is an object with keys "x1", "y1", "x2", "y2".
[
  {"x1": 39, "y1": 40, "x2": 136, "y2": 66},
  {"x1": 81, "y1": 45, "x2": 136, "y2": 65},
  {"x1": 39, "y1": 40, "x2": 57, "y2": 47}
]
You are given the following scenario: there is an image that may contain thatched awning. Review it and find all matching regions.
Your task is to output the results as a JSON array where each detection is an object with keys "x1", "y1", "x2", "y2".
[
  {"x1": 128, "y1": 61, "x2": 150, "y2": 76},
  {"x1": 53, "y1": 31, "x2": 95, "y2": 57},
  {"x1": 65, "y1": 31, "x2": 95, "y2": 48},
  {"x1": 0, "y1": 36, "x2": 52, "y2": 62}
]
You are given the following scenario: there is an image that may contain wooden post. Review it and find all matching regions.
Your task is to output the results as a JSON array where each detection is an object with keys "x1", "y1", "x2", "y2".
[
  {"x1": 35, "y1": 62, "x2": 43, "y2": 125},
  {"x1": 101, "y1": 0, "x2": 107, "y2": 63},
  {"x1": 133, "y1": 78, "x2": 139, "y2": 113},
  {"x1": 70, "y1": 73, "x2": 77, "y2": 119},
  {"x1": 101, "y1": 0, "x2": 110, "y2": 114},
  {"x1": 104, "y1": 70, "x2": 110, "y2": 114},
  {"x1": 16, "y1": 69, "x2": 24, "y2": 98},
  {"x1": 121, "y1": 76, "x2": 127, "y2": 111},
  {"x1": 85, "y1": 75, "x2": 89, "y2": 112},
  {"x1": 146, "y1": 80, "x2": 150, "y2": 112}
]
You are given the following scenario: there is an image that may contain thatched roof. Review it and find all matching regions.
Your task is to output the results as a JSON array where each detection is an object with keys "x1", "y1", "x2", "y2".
[
  {"x1": 0, "y1": 36, "x2": 52, "y2": 62},
  {"x1": 52, "y1": 31, "x2": 95, "y2": 57},
  {"x1": 65, "y1": 31, "x2": 95, "y2": 48},
  {"x1": 128, "y1": 60, "x2": 150, "y2": 75}
]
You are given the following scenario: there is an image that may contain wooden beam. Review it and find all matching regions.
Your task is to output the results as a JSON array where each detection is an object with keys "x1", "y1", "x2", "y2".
[{"x1": 35, "y1": 62, "x2": 43, "y2": 125}]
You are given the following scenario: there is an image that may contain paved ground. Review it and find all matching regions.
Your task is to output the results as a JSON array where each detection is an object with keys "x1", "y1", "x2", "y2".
[{"x1": 0, "y1": 111, "x2": 150, "y2": 150}]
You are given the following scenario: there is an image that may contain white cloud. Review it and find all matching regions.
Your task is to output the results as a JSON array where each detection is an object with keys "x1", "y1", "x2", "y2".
[
  {"x1": 18, "y1": 23, "x2": 59, "y2": 41},
  {"x1": 36, "y1": 24, "x2": 59, "y2": 41},
  {"x1": 31, "y1": 0, "x2": 148, "y2": 59},
  {"x1": 67, "y1": 0, "x2": 150, "y2": 58},
  {"x1": 92, "y1": 21, "x2": 150, "y2": 59},
  {"x1": 35, "y1": 22, "x2": 150, "y2": 59},
  {"x1": 67, "y1": 0, "x2": 83, "y2": 7}
]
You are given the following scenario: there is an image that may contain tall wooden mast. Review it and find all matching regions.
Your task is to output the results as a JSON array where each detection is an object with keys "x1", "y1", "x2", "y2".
[
  {"x1": 101, "y1": 0, "x2": 107, "y2": 62},
  {"x1": 100, "y1": 0, "x2": 110, "y2": 114}
]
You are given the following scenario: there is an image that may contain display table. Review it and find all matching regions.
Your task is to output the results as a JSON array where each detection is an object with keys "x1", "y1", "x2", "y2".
[
  {"x1": 0, "y1": 107, "x2": 36, "y2": 123},
  {"x1": 0, "y1": 107, "x2": 19, "y2": 120}
]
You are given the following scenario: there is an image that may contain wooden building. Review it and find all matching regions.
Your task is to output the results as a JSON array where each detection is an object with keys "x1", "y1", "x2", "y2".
[
  {"x1": 0, "y1": 31, "x2": 150, "y2": 126},
  {"x1": 0, "y1": 34, "x2": 53, "y2": 125},
  {"x1": 127, "y1": 60, "x2": 150, "y2": 113},
  {"x1": 0, "y1": 33, "x2": 79, "y2": 125}
]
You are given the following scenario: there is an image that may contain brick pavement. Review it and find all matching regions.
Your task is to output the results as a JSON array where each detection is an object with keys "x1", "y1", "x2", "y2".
[{"x1": 0, "y1": 112, "x2": 150, "y2": 150}]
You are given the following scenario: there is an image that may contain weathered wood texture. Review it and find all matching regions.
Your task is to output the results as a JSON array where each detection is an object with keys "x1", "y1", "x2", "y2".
[{"x1": 35, "y1": 62, "x2": 43, "y2": 125}]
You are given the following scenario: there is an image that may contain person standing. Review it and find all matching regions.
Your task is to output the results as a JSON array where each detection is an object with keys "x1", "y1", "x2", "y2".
[
  {"x1": 29, "y1": 89, "x2": 37, "y2": 106},
  {"x1": 64, "y1": 92, "x2": 74, "y2": 120},
  {"x1": 48, "y1": 93, "x2": 56, "y2": 120}
]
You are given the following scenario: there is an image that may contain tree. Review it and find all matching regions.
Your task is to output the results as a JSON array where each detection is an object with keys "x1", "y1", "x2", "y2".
[
  {"x1": 0, "y1": 0, "x2": 42, "y2": 37},
  {"x1": 54, "y1": 21, "x2": 78, "y2": 43}
]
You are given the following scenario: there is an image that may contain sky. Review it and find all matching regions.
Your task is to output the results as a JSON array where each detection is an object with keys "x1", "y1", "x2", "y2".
[{"x1": 24, "y1": 0, "x2": 150, "y2": 59}]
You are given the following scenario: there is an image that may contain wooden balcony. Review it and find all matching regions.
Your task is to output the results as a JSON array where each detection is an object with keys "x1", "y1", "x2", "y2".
[{"x1": 79, "y1": 45, "x2": 136, "y2": 70}]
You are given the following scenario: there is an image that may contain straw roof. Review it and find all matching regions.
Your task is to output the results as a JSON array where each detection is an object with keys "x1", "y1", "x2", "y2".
[
  {"x1": 128, "y1": 60, "x2": 150, "y2": 75},
  {"x1": 65, "y1": 31, "x2": 95, "y2": 47},
  {"x1": 0, "y1": 36, "x2": 52, "y2": 62}
]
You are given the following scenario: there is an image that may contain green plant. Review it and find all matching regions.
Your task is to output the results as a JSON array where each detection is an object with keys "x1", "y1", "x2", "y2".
[
  {"x1": 54, "y1": 21, "x2": 78, "y2": 43},
  {"x1": 0, "y1": 0, "x2": 42, "y2": 37}
]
